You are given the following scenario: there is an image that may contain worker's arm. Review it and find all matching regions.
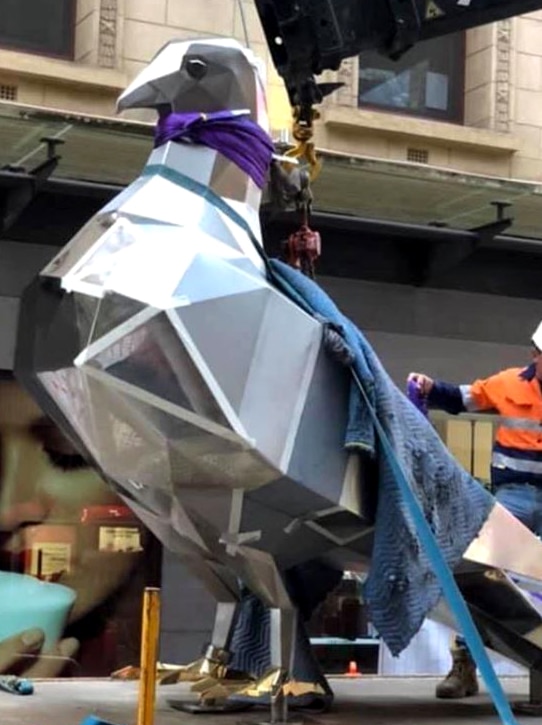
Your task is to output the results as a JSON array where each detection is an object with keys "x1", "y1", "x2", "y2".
[
  {"x1": 408, "y1": 373, "x2": 498, "y2": 415},
  {"x1": 427, "y1": 381, "x2": 466, "y2": 415}
]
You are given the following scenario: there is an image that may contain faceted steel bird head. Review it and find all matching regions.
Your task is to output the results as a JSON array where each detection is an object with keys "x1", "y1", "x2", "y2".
[{"x1": 117, "y1": 38, "x2": 268, "y2": 127}]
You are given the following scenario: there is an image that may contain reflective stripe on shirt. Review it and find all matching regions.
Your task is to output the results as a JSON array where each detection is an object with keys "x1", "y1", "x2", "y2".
[
  {"x1": 497, "y1": 417, "x2": 542, "y2": 432},
  {"x1": 492, "y1": 451, "x2": 542, "y2": 474},
  {"x1": 459, "y1": 385, "x2": 477, "y2": 411}
]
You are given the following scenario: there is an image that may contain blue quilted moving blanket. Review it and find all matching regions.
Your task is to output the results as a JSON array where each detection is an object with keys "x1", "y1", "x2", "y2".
[{"x1": 269, "y1": 259, "x2": 494, "y2": 655}]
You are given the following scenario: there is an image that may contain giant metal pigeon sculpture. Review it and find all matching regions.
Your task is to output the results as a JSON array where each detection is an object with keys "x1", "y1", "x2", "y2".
[
  {"x1": 15, "y1": 37, "x2": 542, "y2": 719},
  {"x1": 15, "y1": 37, "x2": 359, "y2": 705}
]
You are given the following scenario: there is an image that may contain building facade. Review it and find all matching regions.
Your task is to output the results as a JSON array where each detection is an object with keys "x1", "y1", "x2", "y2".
[{"x1": 2, "y1": 2, "x2": 542, "y2": 181}]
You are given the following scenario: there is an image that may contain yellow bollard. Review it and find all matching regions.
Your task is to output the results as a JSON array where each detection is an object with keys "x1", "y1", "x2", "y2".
[{"x1": 137, "y1": 587, "x2": 161, "y2": 725}]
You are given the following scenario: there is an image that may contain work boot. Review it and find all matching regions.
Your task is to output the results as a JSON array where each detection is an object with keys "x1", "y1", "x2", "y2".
[{"x1": 435, "y1": 647, "x2": 479, "y2": 699}]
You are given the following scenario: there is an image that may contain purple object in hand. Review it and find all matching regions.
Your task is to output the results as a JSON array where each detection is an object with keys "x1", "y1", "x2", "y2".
[{"x1": 407, "y1": 379, "x2": 429, "y2": 417}]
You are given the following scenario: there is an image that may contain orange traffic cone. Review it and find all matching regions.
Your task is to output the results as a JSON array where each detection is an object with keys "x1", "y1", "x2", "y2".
[{"x1": 347, "y1": 660, "x2": 359, "y2": 677}]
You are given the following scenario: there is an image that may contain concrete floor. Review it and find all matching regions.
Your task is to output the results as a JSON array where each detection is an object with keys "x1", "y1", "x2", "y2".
[{"x1": 0, "y1": 677, "x2": 539, "y2": 725}]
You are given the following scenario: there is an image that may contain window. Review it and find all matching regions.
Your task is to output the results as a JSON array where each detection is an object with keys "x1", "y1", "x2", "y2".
[
  {"x1": 358, "y1": 33, "x2": 464, "y2": 123},
  {"x1": 0, "y1": 85, "x2": 17, "y2": 102},
  {"x1": 0, "y1": 0, "x2": 75, "y2": 59}
]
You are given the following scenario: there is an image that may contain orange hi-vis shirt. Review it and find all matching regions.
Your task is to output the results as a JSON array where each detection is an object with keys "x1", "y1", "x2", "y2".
[{"x1": 430, "y1": 365, "x2": 542, "y2": 486}]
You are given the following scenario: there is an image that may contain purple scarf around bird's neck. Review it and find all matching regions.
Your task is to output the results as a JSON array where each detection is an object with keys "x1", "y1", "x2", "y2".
[{"x1": 154, "y1": 109, "x2": 274, "y2": 189}]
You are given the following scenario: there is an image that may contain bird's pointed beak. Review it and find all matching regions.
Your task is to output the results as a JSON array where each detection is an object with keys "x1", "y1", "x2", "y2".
[{"x1": 117, "y1": 81, "x2": 157, "y2": 113}]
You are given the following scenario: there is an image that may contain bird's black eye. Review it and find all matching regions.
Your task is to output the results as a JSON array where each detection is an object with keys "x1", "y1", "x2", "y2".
[{"x1": 185, "y1": 57, "x2": 208, "y2": 80}]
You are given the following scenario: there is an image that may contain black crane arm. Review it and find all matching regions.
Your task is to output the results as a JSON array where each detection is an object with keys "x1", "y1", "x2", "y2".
[{"x1": 254, "y1": 0, "x2": 542, "y2": 113}]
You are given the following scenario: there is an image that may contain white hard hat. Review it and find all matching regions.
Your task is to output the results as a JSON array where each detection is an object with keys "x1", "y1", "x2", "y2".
[{"x1": 532, "y1": 321, "x2": 542, "y2": 351}]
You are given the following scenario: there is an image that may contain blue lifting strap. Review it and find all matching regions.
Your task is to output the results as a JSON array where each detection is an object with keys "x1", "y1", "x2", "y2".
[{"x1": 351, "y1": 369, "x2": 518, "y2": 725}]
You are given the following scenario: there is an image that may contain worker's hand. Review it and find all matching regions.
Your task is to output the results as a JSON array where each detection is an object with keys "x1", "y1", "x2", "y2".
[
  {"x1": 407, "y1": 372, "x2": 434, "y2": 396},
  {"x1": 0, "y1": 628, "x2": 79, "y2": 678}
]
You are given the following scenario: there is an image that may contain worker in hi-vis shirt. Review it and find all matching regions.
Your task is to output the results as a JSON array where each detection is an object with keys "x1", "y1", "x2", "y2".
[{"x1": 408, "y1": 320, "x2": 542, "y2": 699}]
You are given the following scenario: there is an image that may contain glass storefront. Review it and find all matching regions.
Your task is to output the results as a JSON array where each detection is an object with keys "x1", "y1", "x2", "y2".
[{"x1": 0, "y1": 376, "x2": 161, "y2": 677}]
